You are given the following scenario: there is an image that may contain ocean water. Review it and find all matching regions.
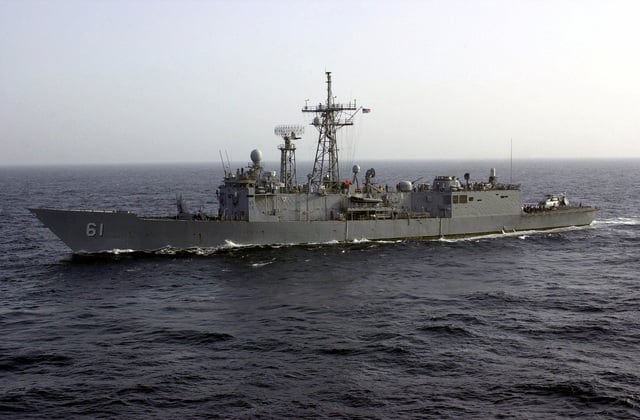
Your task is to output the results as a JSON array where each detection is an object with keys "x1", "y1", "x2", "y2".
[{"x1": 1, "y1": 159, "x2": 639, "y2": 418}]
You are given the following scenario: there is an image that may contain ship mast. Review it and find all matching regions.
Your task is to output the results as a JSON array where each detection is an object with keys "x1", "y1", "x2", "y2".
[
  {"x1": 274, "y1": 124, "x2": 304, "y2": 192},
  {"x1": 302, "y1": 72, "x2": 359, "y2": 192}
]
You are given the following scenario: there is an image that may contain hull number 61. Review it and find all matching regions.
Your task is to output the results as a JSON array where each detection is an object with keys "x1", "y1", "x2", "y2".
[{"x1": 86, "y1": 222, "x2": 104, "y2": 237}]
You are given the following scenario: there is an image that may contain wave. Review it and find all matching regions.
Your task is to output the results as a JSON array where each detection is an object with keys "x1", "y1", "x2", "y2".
[
  {"x1": 102, "y1": 248, "x2": 136, "y2": 254},
  {"x1": 251, "y1": 259, "x2": 275, "y2": 268},
  {"x1": 513, "y1": 379, "x2": 639, "y2": 409},
  {"x1": 144, "y1": 328, "x2": 234, "y2": 346},
  {"x1": 416, "y1": 324, "x2": 475, "y2": 337},
  {"x1": 0, "y1": 353, "x2": 73, "y2": 372},
  {"x1": 221, "y1": 240, "x2": 258, "y2": 248}
]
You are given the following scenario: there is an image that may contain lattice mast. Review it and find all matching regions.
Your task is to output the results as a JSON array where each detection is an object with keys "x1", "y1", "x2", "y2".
[
  {"x1": 302, "y1": 72, "x2": 359, "y2": 192},
  {"x1": 274, "y1": 125, "x2": 304, "y2": 192}
]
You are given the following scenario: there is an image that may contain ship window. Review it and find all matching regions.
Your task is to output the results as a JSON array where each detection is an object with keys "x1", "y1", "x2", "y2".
[
  {"x1": 453, "y1": 196, "x2": 459, "y2": 204},
  {"x1": 460, "y1": 195, "x2": 467, "y2": 204},
  {"x1": 469, "y1": 197, "x2": 474, "y2": 202}
]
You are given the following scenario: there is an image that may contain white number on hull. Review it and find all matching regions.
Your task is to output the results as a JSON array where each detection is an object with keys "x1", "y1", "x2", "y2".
[{"x1": 86, "y1": 222, "x2": 104, "y2": 237}]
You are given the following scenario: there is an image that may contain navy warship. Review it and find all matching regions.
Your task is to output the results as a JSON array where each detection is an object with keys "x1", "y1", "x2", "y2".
[{"x1": 31, "y1": 72, "x2": 598, "y2": 253}]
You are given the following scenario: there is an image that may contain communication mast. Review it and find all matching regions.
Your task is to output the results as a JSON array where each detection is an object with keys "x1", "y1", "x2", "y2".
[
  {"x1": 274, "y1": 124, "x2": 304, "y2": 192},
  {"x1": 302, "y1": 72, "x2": 360, "y2": 192}
]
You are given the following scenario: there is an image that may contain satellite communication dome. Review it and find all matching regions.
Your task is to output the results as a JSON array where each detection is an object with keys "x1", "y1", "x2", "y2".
[
  {"x1": 250, "y1": 149, "x2": 263, "y2": 164},
  {"x1": 397, "y1": 180, "x2": 412, "y2": 192}
]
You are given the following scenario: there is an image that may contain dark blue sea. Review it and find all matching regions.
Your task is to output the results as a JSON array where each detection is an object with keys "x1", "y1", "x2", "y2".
[{"x1": 1, "y1": 159, "x2": 639, "y2": 418}]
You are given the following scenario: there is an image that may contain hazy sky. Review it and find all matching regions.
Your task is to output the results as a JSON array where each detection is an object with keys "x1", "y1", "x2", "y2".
[{"x1": 1, "y1": 0, "x2": 638, "y2": 166}]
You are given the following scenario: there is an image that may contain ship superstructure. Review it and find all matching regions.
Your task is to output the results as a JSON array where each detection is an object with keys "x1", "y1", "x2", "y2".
[{"x1": 31, "y1": 72, "x2": 599, "y2": 253}]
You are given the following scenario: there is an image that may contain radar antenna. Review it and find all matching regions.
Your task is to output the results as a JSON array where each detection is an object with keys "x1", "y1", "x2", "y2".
[
  {"x1": 274, "y1": 124, "x2": 304, "y2": 192},
  {"x1": 302, "y1": 72, "x2": 360, "y2": 192}
]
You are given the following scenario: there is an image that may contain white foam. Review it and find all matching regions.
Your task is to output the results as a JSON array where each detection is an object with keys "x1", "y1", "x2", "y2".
[
  {"x1": 436, "y1": 225, "x2": 588, "y2": 243},
  {"x1": 106, "y1": 248, "x2": 135, "y2": 254},
  {"x1": 222, "y1": 240, "x2": 251, "y2": 248},
  {"x1": 251, "y1": 260, "x2": 274, "y2": 268},
  {"x1": 594, "y1": 217, "x2": 640, "y2": 226}
]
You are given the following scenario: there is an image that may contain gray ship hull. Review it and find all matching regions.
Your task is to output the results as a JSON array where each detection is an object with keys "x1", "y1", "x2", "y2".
[{"x1": 30, "y1": 207, "x2": 598, "y2": 254}]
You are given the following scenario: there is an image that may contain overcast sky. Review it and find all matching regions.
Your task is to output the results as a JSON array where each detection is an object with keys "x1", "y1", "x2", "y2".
[{"x1": 1, "y1": 0, "x2": 638, "y2": 166}]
